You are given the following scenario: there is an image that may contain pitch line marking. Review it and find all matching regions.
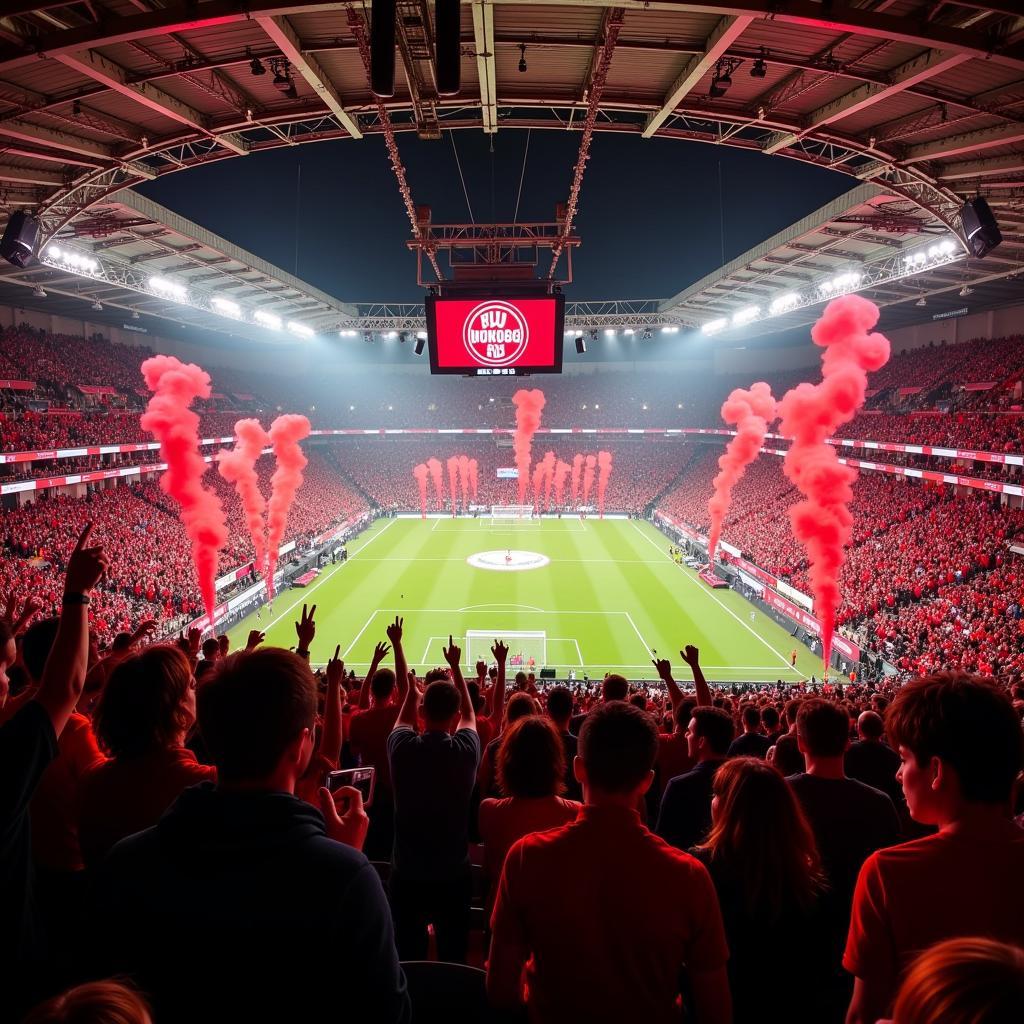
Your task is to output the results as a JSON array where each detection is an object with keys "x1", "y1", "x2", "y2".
[
  {"x1": 623, "y1": 610, "x2": 655, "y2": 657},
  {"x1": 572, "y1": 639, "x2": 584, "y2": 666},
  {"x1": 457, "y1": 603, "x2": 546, "y2": 612},
  {"x1": 342, "y1": 610, "x2": 379, "y2": 659},
  {"x1": 629, "y1": 522, "x2": 808, "y2": 679},
  {"x1": 262, "y1": 518, "x2": 398, "y2": 634}
]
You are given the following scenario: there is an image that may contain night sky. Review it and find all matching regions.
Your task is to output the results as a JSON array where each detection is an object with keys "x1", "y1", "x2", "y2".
[{"x1": 139, "y1": 130, "x2": 854, "y2": 305}]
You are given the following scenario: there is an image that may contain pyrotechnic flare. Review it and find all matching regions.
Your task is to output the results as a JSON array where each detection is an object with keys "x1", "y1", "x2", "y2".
[
  {"x1": 468, "y1": 458, "x2": 479, "y2": 501},
  {"x1": 413, "y1": 463, "x2": 429, "y2": 519},
  {"x1": 707, "y1": 382, "x2": 777, "y2": 561},
  {"x1": 571, "y1": 454, "x2": 584, "y2": 501},
  {"x1": 541, "y1": 451, "x2": 557, "y2": 511},
  {"x1": 512, "y1": 389, "x2": 546, "y2": 504},
  {"x1": 554, "y1": 460, "x2": 571, "y2": 507},
  {"x1": 427, "y1": 457, "x2": 444, "y2": 505},
  {"x1": 458, "y1": 454, "x2": 470, "y2": 513},
  {"x1": 140, "y1": 355, "x2": 228, "y2": 625},
  {"x1": 217, "y1": 418, "x2": 270, "y2": 577},
  {"x1": 447, "y1": 456, "x2": 459, "y2": 515},
  {"x1": 582, "y1": 454, "x2": 597, "y2": 504},
  {"x1": 596, "y1": 450, "x2": 614, "y2": 519},
  {"x1": 777, "y1": 295, "x2": 890, "y2": 668},
  {"x1": 265, "y1": 414, "x2": 311, "y2": 599},
  {"x1": 532, "y1": 462, "x2": 545, "y2": 508}
]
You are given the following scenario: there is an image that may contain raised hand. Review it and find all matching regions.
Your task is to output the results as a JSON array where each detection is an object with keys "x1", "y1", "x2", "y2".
[
  {"x1": 218, "y1": 634, "x2": 229, "y2": 656},
  {"x1": 0, "y1": 591, "x2": 42, "y2": 637},
  {"x1": 652, "y1": 657, "x2": 672, "y2": 681},
  {"x1": 246, "y1": 629, "x2": 266, "y2": 650},
  {"x1": 186, "y1": 627, "x2": 202, "y2": 657},
  {"x1": 371, "y1": 640, "x2": 391, "y2": 664},
  {"x1": 475, "y1": 659, "x2": 488, "y2": 679},
  {"x1": 295, "y1": 603, "x2": 316, "y2": 650},
  {"x1": 133, "y1": 619, "x2": 158, "y2": 643},
  {"x1": 491, "y1": 639, "x2": 509, "y2": 664},
  {"x1": 680, "y1": 644, "x2": 700, "y2": 669},
  {"x1": 326, "y1": 645, "x2": 345, "y2": 687},
  {"x1": 386, "y1": 615, "x2": 403, "y2": 646},
  {"x1": 64, "y1": 523, "x2": 108, "y2": 596},
  {"x1": 443, "y1": 635, "x2": 461, "y2": 668}
]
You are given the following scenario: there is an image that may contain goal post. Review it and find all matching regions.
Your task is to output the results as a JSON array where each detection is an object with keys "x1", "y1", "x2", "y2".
[
  {"x1": 466, "y1": 630, "x2": 547, "y2": 671},
  {"x1": 489, "y1": 504, "x2": 534, "y2": 524}
]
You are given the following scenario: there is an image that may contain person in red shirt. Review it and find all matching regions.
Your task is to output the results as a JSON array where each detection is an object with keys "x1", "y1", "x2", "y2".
[
  {"x1": 78, "y1": 644, "x2": 215, "y2": 867},
  {"x1": 487, "y1": 701, "x2": 731, "y2": 1024},
  {"x1": 844, "y1": 672, "x2": 1024, "y2": 1024},
  {"x1": 478, "y1": 715, "x2": 581, "y2": 908}
]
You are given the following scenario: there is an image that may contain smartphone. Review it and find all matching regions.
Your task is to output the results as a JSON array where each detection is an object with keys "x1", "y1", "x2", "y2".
[{"x1": 325, "y1": 766, "x2": 375, "y2": 808}]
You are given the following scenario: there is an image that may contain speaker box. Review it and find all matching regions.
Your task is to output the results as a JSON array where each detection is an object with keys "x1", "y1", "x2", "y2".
[
  {"x1": 414, "y1": 336, "x2": 426, "y2": 356},
  {"x1": 435, "y1": 0, "x2": 461, "y2": 97},
  {"x1": 959, "y1": 197, "x2": 1002, "y2": 258},
  {"x1": 0, "y1": 211, "x2": 39, "y2": 268},
  {"x1": 575, "y1": 336, "x2": 586, "y2": 354},
  {"x1": 539, "y1": 667, "x2": 556, "y2": 679},
  {"x1": 370, "y1": 0, "x2": 396, "y2": 98}
]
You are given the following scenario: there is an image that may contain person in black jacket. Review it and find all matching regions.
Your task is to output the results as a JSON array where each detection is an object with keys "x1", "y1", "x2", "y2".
[{"x1": 92, "y1": 646, "x2": 410, "y2": 1024}]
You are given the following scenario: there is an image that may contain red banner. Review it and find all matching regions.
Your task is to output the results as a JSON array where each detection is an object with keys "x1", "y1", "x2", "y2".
[
  {"x1": 76, "y1": 385, "x2": 117, "y2": 395},
  {"x1": 0, "y1": 379, "x2": 35, "y2": 390},
  {"x1": 762, "y1": 590, "x2": 862, "y2": 662}
]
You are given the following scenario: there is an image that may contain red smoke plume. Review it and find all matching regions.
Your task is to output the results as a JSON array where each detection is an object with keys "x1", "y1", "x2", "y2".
[
  {"x1": 539, "y1": 451, "x2": 555, "y2": 511},
  {"x1": 265, "y1": 414, "x2": 311, "y2": 598},
  {"x1": 554, "y1": 460, "x2": 571, "y2": 506},
  {"x1": 217, "y1": 418, "x2": 270, "y2": 577},
  {"x1": 427, "y1": 457, "x2": 444, "y2": 505},
  {"x1": 413, "y1": 463, "x2": 429, "y2": 519},
  {"x1": 140, "y1": 355, "x2": 228, "y2": 623},
  {"x1": 777, "y1": 295, "x2": 890, "y2": 668},
  {"x1": 596, "y1": 450, "x2": 613, "y2": 518},
  {"x1": 582, "y1": 454, "x2": 597, "y2": 504},
  {"x1": 531, "y1": 462, "x2": 545, "y2": 507},
  {"x1": 468, "y1": 458, "x2": 478, "y2": 501},
  {"x1": 447, "y1": 456, "x2": 459, "y2": 515},
  {"x1": 571, "y1": 454, "x2": 584, "y2": 501},
  {"x1": 512, "y1": 389, "x2": 546, "y2": 503},
  {"x1": 458, "y1": 454, "x2": 470, "y2": 512},
  {"x1": 707, "y1": 382, "x2": 777, "y2": 561}
]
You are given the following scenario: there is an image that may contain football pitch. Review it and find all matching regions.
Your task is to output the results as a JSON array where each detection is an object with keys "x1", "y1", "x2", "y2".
[{"x1": 228, "y1": 517, "x2": 825, "y2": 683}]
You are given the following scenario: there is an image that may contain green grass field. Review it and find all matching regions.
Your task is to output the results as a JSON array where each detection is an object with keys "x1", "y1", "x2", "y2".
[{"x1": 228, "y1": 517, "x2": 827, "y2": 683}]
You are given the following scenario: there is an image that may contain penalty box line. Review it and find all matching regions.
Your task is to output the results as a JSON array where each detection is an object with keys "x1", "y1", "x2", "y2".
[{"x1": 420, "y1": 636, "x2": 585, "y2": 667}]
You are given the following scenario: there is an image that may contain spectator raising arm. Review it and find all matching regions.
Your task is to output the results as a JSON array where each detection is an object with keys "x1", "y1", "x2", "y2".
[
  {"x1": 36, "y1": 523, "x2": 109, "y2": 738},
  {"x1": 321, "y1": 645, "x2": 345, "y2": 765},
  {"x1": 652, "y1": 656, "x2": 685, "y2": 714},
  {"x1": 389, "y1": 618, "x2": 416, "y2": 730},
  {"x1": 357, "y1": 641, "x2": 391, "y2": 711},
  {"x1": 488, "y1": 639, "x2": 508, "y2": 735},
  {"x1": 444, "y1": 635, "x2": 475, "y2": 733},
  {"x1": 295, "y1": 603, "x2": 316, "y2": 660},
  {"x1": 680, "y1": 644, "x2": 712, "y2": 707}
]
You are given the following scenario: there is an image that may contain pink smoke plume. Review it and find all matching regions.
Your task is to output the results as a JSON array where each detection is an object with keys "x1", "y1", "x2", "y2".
[
  {"x1": 447, "y1": 456, "x2": 459, "y2": 515},
  {"x1": 706, "y1": 382, "x2": 777, "y2": 561},
  {"x1": 512, "y1": 388, "x2": 546, "y2": 503},
  {"x1": 468, "y1": 458, "x2": 478, "y2": 501},
  {"x1": 541, "y1": 451, "x2": 557, "y2": 511},
  {"x1": 217, "y1": 418, "x2": 270, "y2": 578},
  {"x1": 571, "y1": 454, "x2": 584, "y2": 501},
  {"x1": 140, "y1": 355, "x2": 228, "y2": 624},
  {"x1": 531, "y1": 462, "x2": 545, "y2": 507},
  {"x1": 582, "y1": 454, "x2": 597, "y2": 504},
  {"x1": 458, "y1": 454, "x2": 470, "y2": 512},
  {"x1": 427, "y1": 457, "x2": 444, "y2": 505},
  {"x1": 413, "y1": 463, "x2": 429, "y2": 519},
  {"x1": 777, "y1": 295, "x2": 890, "y2": 669},
  {"x1": 596, "y1": 450, "x2": 614, "y2": 519},
  {"x1": 265, "y1": 414, "x2": 311, "y2": 599},
  {"x1": 554, "y1": 460, "x2": 571, "y2": 506}
]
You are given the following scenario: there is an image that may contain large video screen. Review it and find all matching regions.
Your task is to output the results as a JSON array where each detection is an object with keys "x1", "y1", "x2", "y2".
[{"x1": 426, "y1": 295, "x2": 564, "y2": 376}]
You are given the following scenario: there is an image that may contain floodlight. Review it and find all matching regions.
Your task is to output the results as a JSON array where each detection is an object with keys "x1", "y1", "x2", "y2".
[
  {"x1": 702, "y1": 318, "x2": 728, "y2": 335},
  {"x1": 732, "y1": 306, "x2": 759, "y2": 325},
  {"x1": 254, "y1": 310, "x2": 282, "y2": 330},
  {"x1": 287, "y1": 321, "x2": 313, "y2": 338}
]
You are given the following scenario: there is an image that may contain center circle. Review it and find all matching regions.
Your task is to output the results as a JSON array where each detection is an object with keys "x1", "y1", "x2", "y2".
[{"x1": 467, "y1": 549, "x2": 551, "y2": 572}]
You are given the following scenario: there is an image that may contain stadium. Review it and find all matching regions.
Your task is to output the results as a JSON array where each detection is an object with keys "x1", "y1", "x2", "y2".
[{"x1": 1, "y1": 3, "x2": 1023, "y2": 1023}]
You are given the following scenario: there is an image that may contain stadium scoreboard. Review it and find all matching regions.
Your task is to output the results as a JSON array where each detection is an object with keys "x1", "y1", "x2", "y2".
[{"x1": 426, "y1": 294, "x2": 565, "y2": 376}]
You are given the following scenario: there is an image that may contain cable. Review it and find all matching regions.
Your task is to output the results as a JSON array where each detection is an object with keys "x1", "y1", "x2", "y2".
[
  {"x1": 513, "y1": 128, "x2": 531, "y2": 224},
  {"x1": 448, "y1": 130, "x2": 475, "y2": 222}
]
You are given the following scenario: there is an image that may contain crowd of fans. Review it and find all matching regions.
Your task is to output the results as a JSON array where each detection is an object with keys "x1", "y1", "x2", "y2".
[{"x1": 1, "y1": 544, "x2": 1021, "y2": 1022}]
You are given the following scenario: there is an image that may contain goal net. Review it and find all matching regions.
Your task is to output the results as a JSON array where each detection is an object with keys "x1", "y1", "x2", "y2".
[
  {"x1": 466, "y1": 630, "x2": 547, "y2": 671},
  {"x1": 489, "y1": 504, "x2": 534, "y2": 524}
]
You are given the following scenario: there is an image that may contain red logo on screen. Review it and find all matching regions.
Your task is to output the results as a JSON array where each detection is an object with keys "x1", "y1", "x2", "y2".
[{"x1": 462, "y1": 301, "x2": 529, "y2": 367}]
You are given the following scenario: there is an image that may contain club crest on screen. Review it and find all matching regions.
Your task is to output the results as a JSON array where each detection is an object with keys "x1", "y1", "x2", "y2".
[{"x1": 462, "y1": 300, "x2": 529, "y2": 367}]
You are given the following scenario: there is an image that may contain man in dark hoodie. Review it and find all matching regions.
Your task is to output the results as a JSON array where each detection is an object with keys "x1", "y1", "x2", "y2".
[{"x1": 92, "y1": 646, "x2": 410, "y2": 1024}]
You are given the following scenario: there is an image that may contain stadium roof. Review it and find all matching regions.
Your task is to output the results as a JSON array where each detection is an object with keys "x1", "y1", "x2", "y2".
[
  {"x1": 659, "y1": 180, "x2": 1024, "y2": 336},
  {"x1": 0, "y1": 1, "x2": 1021, "y2": 257},
  {"x1": 0, "y1": 188, "x2": 356, "y2": 338}
]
